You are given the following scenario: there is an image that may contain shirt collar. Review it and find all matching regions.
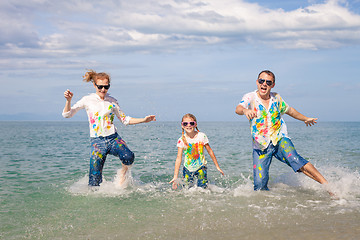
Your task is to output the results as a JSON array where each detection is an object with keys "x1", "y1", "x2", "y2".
[
  {"x1": 254, "y1": 90, "x2": 275, "y2": 107},
  {"x1": 91, "y1": 92, "x2": 110, "y2": 100}
]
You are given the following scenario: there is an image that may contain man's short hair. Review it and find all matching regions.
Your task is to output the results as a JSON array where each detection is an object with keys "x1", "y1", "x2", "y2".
[{"x1": 258, "y1": 70, "x2": 275, "y2": 82}]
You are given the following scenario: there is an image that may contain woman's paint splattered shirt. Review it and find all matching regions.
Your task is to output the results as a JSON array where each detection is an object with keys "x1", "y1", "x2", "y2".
[
  {"x1": 62, "y1": 93, "x2": 131, "y2": 137},
  {"x1": 239, "y1": 90, "x2": 290, "y2": 150},
  {"x1": 177, "y1": 132, "x2": 209, "y2": 172}
]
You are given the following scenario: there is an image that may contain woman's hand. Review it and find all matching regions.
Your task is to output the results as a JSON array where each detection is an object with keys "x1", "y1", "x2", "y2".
[
  {"x1": 64, "y1": 89, "x2": 73, "y2": 101},
  {"x1": 63, "y1": 89, "x2": 73, "y2": 113}
]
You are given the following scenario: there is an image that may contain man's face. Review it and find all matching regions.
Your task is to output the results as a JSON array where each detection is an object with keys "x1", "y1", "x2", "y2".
[{"x1": 256, "y1": 72, "x2": 275, "y2": 98}]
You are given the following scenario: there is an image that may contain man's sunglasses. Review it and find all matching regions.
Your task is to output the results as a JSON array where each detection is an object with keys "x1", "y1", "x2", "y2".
[
  {"x1": 95, "y1": 83, "x2": 110, "y2": 90},
  {"x1": 258, "y1": 79, "x2": 274, "y2": 86},
  {"x1": 182, "y1": 121, "x2": 196, "y2": 127}
]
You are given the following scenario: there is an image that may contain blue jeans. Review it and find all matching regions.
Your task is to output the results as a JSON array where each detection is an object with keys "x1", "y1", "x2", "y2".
[
  {"x1": 252, "y1": 137, "x2": 308, "y2": 191},
  {"x1": 183, "y1": 166, "x2": 208, "y2": 188},
  {"x1": 89, "y1": 133, "x2": 134, "y2": 186}
]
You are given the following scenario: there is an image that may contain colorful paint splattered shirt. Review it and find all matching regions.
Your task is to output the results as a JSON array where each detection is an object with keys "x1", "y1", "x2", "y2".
[
  {"x1": 239, "y1": 90, "x2": 290, "y2": 150},
  {"x1": 177, "y1": 132, "x2": 209, "y2": 172},
  {"x1": 62, "y1": 93, "x2": 131, "y2": 137}
]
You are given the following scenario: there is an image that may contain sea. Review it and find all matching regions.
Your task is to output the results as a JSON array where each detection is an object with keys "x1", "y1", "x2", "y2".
[{"x1": 1, "y1": 121, "x2": 359, "y2": 240}]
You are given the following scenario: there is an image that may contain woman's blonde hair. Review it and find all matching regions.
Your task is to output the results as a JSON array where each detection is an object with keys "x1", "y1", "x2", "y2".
[
  {"x1": 181, "y1": 113, "x2": 200, "y2": 147},
  {"x1": 83, "y1": 69, "x2": 111, "y2": 83}
]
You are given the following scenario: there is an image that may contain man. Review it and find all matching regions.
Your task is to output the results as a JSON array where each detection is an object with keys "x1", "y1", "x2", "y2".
[{"x1": 235, "y1": 70, "x2": 330, "y2": 193}]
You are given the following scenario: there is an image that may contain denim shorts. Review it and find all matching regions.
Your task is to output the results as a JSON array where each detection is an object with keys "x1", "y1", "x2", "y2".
[
  {"x1": 183, "y1": 165, "x2": 208, "y2": 188},
  {"x1": 252, "y1": 137, "x2": 308, "y2": 191},
  {"x1": 89, "y1": 133, "x2": 134, "y2": 186}
]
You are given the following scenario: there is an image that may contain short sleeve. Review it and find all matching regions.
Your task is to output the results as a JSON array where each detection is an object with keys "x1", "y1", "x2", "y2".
[
  {"x1": 177, "y1": 137, "x2": 185, "y2": 149},
  {"x1": 239, "y1": 92, "x2": 253, "y2": 109},
  {"x1": 202, "y1": 133, "x2": 209, "y2": 145},
  {"x1": 275, "y1": 93, "x2": 290, "y2": 115}
]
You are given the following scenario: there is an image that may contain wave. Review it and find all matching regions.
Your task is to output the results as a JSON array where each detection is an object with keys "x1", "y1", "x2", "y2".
[{"x1": 67, "y1": 164, "x2": 360, "y2": 205}]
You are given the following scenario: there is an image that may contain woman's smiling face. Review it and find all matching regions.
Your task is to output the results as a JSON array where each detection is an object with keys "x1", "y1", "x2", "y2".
[{"x1": 94, "y1": 78, "x2": 110, "y2": 100}]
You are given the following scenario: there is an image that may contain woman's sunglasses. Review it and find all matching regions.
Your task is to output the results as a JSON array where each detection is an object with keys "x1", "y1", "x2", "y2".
[
  {"x1": 95, "y1": 83, "x2": 110, "y2": 90},
  {"x1": 182, "y1": 121, "x2": 196, "y2": 127},
  {"x1": 258, "y1": 79, "x2": 274, "y2": 86}
]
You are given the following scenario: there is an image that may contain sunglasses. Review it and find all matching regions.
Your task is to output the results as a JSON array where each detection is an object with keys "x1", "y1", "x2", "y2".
[
  {"x1": 95, "y1": 83, "x2": 110, "y2": 90},
  {"x1": 258, "y1": 79, "x2": 274, "y2": 86},
  {"x1": 182, "y1": 121, "x2": 196, "y2": 127}
]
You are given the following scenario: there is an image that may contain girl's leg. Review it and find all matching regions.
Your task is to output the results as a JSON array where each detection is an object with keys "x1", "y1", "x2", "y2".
[
  {"x1": 183, "y1": 167, "x2": 195, "y2": 188},
  {"x1": 195, "y1": 166, "x2": 208, "y2": 188}
]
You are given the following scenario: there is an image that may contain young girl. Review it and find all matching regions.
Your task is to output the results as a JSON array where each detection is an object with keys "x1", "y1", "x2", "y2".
[
  {"x1": 169, "y1": 113, "x2": 224, "y2": 189},
  {"x1": 63, "y1": 70, "x2": 156, "y2": 187}
]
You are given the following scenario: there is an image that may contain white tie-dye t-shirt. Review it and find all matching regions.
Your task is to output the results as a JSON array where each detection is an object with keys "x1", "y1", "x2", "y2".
[
  {"x1": 177, "y1": 132, "x2": 209, "y2": 172},
  {"x1": 239, "y1": 91, "x2": 290, "y2": 150}
]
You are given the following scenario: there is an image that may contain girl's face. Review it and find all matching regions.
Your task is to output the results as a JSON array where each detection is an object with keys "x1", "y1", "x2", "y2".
[
  {"x1": 93, "y1": 78, "x2": 110, "y2": 100},
  {"x1": 181, "y1": 116, "x2": 197, "y2": 134}
]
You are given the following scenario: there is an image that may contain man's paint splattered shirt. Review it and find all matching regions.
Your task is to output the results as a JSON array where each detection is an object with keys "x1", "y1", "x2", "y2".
[
  {"x1": 239, "y1": 90, "x2": 290, "y2": 150},
  {"x1": 177, "y1": 132, "x2": 209, "y2": 172},
  {"x1": 62, "y1": 93, "x2": 131, "y2": 137}
]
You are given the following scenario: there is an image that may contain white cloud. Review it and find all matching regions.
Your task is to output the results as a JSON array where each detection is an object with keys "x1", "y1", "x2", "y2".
[{"x1": 0, "y1": 0, "x2": 359, "y2": 60}]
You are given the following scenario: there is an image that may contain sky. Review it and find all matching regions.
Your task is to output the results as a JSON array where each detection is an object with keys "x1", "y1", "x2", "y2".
[{"x1": 1, "y1": 0, "x2": 360, "y2": 122}]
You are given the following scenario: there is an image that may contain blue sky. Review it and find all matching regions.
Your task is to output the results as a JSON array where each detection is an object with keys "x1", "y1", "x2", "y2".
[{"x1": 1, "y1": 0, "x2": 359, "y2": 122}]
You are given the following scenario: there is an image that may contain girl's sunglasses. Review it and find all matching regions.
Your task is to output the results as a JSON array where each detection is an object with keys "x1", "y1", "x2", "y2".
[
  {"x1": 95, "y1": 83, "x2": 110, "y2": 90},
  {"x1": 258, "y1": 79, "x2": 273, "y2": 86},
  {"x1": 182, "y1": 121, "x2": 196, "y2": 127}
]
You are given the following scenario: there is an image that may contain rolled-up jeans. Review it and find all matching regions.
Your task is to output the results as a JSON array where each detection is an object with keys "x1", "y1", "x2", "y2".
[
  {"x1": 252, "y1": 137, "x2": 308, "y2": 191},
  {"x1": 89, "y1": 133, "x2": 134, "y2": 186}
]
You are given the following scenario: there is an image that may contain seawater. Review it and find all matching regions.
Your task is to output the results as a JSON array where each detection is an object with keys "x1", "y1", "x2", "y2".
[{"x1": 0, "y1": 121, "x2": 359, "y2": 240}]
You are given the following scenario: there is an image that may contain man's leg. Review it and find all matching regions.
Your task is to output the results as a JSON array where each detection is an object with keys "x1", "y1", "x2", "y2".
[{"x1": 253, "y1": 148, "x2": 273, "y2": 191}]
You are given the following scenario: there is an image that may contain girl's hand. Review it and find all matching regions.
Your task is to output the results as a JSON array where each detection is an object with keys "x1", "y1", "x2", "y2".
[
  {"x1": 64, "y1": 89, "x2": 73, "y2": 101},
  {"x1": 169, "y1": 177, "x2": 179, "y2": 190},
  {"x1": 217, "y1": 167, "x2": 225, "y2": 176},
  {"x1": 304, "y1": 118, "x2": 318, "y2": 126},
  {"x1": 144, "y1": 115, "x2": 156, "y2": 123}
]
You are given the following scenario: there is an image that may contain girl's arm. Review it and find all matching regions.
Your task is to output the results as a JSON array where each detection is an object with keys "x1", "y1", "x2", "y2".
[
  {"x1": 205, "y1": 144, "x2": 224, "y2": 176},
  {"x1": 128, "y1": 115, "x2": 156, "y2": 125},
  {"x1": 169, "y1": 147, "x2": 183, "y2": 190},
  {"x1": 286, "y1": 107, "x2": 318, "y2": 126}
]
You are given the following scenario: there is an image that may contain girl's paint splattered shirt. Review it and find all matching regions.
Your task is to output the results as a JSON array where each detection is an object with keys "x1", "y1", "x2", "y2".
[
  {"x1": 239, "y1": 90, "x2": 290, "y2": 150},
  {"x1": 177, "y1": 132, "x2": 209, "y2": 172},
  {"x1": 62, "y1": 93, "x2": 131, "y2": 137}
]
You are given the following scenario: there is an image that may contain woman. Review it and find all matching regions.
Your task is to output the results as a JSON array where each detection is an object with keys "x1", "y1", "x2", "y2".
[{"x1": 63, "y1": 70, "x2": 156, "y2": 186}]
